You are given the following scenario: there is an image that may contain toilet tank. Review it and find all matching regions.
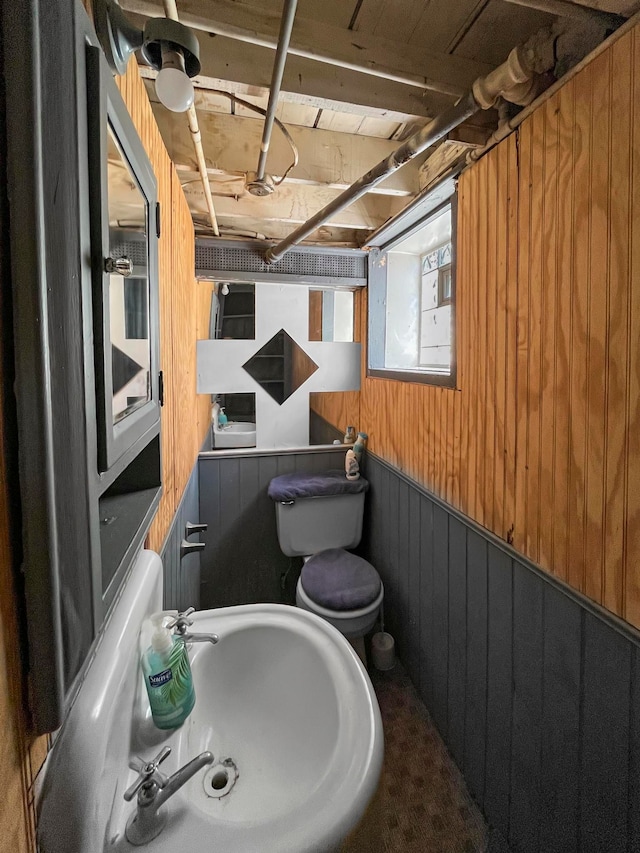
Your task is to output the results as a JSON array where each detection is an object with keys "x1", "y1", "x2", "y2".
[
  {"x1": 275, "y1": 493, "x2": 366, "y2": 557},
  {"x1": 268, "y1": 470, "x2": 369, "y2": 557}
]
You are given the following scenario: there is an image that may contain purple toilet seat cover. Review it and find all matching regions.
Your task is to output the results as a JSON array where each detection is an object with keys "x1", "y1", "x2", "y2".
[
  {"x1": 268, "y1": 470, "x2": 369, "y2": 502},
  {"x1": 301, "y1": 548, "x2": 381, "y2": 611}
]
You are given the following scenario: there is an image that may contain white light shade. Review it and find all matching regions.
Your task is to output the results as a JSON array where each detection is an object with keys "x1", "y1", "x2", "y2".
[{"x1": 155, "y1": 47, "x2": 194, "y2": 112}]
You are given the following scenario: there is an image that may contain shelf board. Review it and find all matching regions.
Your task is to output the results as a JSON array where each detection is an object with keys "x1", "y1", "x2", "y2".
[{"x1": 100, "y1": 485, "x2": 161, "y2": 602}]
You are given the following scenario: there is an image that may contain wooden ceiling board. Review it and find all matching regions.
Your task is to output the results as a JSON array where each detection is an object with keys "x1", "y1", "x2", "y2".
[
  {"x1": 181, "y1": 179, "x2": 407, "y2": 230},
  {"x1": 315, "y1": 110, "x2": 404, "y2": 139},
  {"x1": 183, "y1": 32, "x2": 453, "y2": 118},
  {"x1": 275, "y1": 101, "x2": 320, "y2": 127},
  {"x1": 152, "y1": 108, "x2": 426, "y2": 195},
  {"x1": 351, "y1": 0, "x2": 391, "y2": 34},
  {"x1": 316, "y1": 109, "x2": 367, "y2": 135},
  {"x1": 233, "y1": 0, "x2": 359, "y2": 29},
  {"x1": 453, "y1": 0, "x2": 555, "y2": 65},
  {"x1": 232, "y1": 91, "x2": 270, "y2": 118},
  {"x1": 407, "y1": 0, "x2": 490, "y2": 52},
  {"x1": 356, "y1": 115, "x2": 405, "y2": 139},
  {"x1": 193, "y1": 89, "x2": 234, "y2": 114},
  {"x1": 353, "y1": 0, "x2": 429, "y2": 43},
  {"x1": 122, "y1": 0, "x2": 493, "y2": 96},
  {"x1": 296, "y1": 0, "x2": 360, "y2": 29},
  {"x1": 195, "y1": 216, "x2": 364, "y2": 246}
]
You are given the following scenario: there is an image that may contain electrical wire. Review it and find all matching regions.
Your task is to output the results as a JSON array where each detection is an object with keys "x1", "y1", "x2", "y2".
[{"x1": 207, "y1": 89, "x2": 299, "y2": 185}]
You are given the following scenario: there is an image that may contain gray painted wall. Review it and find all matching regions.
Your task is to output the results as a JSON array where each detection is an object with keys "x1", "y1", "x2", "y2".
[
  {"x1": 198, "y1": 448, "x2": 347, "y2": 608},
  {"x1": 192, "y1": 441, "x2": 640, "y2": 852},
  {"x1": 160, "y1": 463, "x2": 202, "y2": 612},
  {"x1": 362, "y1": 453, "x2": 640, "y2": 853}
]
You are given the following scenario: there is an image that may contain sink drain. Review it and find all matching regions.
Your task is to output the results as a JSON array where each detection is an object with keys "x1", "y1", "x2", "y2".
[{"x1": 203, "y1": 758, "x2": 239, "y2": 799}]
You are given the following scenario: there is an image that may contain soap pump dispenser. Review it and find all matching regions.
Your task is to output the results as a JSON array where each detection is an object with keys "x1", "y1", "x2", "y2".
[
  {"x1": 141, "y1": 614, "x2": 196, "y2": 730},
  {"x1": 218, "y1": 407, "x2": 228, "y2": 427}
]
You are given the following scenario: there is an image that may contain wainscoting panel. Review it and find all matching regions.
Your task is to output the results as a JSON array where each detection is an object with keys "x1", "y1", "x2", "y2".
[
  {"x1": 198, "y1": 448, "x2": 347, "y2": 609},
  {"x1": 362, "y1": 452, "x2": 640, "y2": 853},
  {"x1": 160, "y1": 463, "x2": 201, "y2": 612}
]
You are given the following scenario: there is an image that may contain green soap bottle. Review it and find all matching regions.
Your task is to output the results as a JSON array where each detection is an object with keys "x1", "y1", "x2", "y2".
[{"x1": 142, "y1": 615, "x2": 195, "y2": 730}]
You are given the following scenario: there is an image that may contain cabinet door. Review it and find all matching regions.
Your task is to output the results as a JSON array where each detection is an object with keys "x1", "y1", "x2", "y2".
[{"x1": 87, "y1": 45, "x2": 161, "y2": 473}]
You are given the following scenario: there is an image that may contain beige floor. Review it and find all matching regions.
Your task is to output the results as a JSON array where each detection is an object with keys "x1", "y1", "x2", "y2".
[{"x1": 342, "y1": 664, "x2": 488, "y2": 853}]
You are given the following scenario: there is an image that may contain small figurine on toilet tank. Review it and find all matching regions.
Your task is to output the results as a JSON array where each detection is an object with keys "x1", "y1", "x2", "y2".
[{"x1": 345, "y1": 448, "x2": 360, "y2": 481}]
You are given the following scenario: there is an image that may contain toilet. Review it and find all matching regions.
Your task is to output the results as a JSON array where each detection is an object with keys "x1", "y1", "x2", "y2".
[{"x1": 268, "y1": 469, "x2": 383, "y2": 662}]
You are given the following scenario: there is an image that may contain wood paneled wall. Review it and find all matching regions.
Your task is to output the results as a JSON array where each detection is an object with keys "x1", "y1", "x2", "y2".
[
  {"x1": 314, "y1": 23, "x2": 640, "y2": 630},
  {"x1": 115, "y1": 59, "x2": 211, "y2": 550}
]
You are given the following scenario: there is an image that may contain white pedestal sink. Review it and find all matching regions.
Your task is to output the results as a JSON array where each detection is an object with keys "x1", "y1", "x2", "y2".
[{"x1": 37, "y1": 551, "x2": 383, "y2": 853}]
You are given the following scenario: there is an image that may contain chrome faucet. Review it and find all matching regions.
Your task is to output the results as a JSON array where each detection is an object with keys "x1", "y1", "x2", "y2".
[
  {"x1": 168, "y1": 607, "x2": 219, "y2": 645},
  {"x1": 124, "y1": 746, "x2": 214, "y2": 845}
]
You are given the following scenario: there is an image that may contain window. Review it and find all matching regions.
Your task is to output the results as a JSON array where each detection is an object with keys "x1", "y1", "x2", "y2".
[
  {"x1": 419, "y1": 238, "x2": 452, "y2": 371},
  {"x1": 368, "y1": 196, "x2": 457, "y2": 386}
]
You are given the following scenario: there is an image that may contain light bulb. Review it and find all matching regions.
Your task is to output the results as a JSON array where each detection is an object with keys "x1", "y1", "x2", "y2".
[{"x1": 155, "y1": 45, "x2": 194, "y2": 112}]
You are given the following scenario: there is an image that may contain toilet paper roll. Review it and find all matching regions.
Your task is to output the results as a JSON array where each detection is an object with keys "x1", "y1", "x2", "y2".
[{"x1": 371, "y1": 632, "x2": 395, "y2": 671}]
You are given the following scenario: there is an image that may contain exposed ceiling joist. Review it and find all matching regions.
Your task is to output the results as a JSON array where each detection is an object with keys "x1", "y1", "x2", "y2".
[
  {"x1": 110, "y1": 162, "x2": 400, "y2": 238},
  {"x1": 138, "y1": 62, "x2": 432, "y2": 122},
  {"x1": 121, "y1": 0, "x2": 494, "y2": 97},
  {"x1": 148, "y1": 102, "x2": 428, "y2": 196},
  {"x1": 180, "y1": 179, "x2": 406, "y2": 231},
  {"x1": 193, "y1": 219, "x2": 363, "y2": 244},
  {"x1": 132, "y1": 25, "x2": 450, "y2": 118}
]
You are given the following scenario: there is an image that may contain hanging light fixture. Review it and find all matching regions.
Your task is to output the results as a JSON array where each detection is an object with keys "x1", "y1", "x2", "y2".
[{"x1": 93, "y1": 0, "x2": 200, "y2": 113}]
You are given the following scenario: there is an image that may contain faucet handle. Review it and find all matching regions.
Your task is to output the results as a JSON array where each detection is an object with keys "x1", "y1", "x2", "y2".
[
  {"x1": 167, "y1": 607, "x2": 195, "y2": 635},
  {"x1": 124, "y1": 747, "x2": 171, "y2": 801}
]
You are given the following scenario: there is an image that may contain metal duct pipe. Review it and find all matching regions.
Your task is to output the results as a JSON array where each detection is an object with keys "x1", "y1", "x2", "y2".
[
  {"x1": 255, "y1": 0, "x2": 298, "y2": 186},
  {"x1": 264, "y1": 94, "x2": 478, "y2": 264},
  {"x1": 467, "y1": 5, "x2": 640, "y2": 165},
  {"x1": 264, "y1": 35, "x2": 557, "y2": 264}
]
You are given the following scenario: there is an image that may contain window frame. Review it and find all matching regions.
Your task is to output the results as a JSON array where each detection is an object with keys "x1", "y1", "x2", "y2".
[{"x1": 367, "y1": 193, "x2": 458, "y2": 388}]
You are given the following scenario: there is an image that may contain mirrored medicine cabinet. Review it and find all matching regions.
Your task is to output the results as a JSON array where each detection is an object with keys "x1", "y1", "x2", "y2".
[{"x1": 4, "y1": 1, "x2": 161, "y2": 732}]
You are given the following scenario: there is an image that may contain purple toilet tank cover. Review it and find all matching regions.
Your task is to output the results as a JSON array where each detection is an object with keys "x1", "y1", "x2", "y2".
[{"x1": 268, "y1": 469, "x2": 369, "y2": 502}]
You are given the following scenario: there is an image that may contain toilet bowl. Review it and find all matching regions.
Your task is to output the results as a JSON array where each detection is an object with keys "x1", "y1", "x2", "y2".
[
  {"x1": 268, "y1": 470, "x2": 383, "y2": 655},
  {"x1": 296, "y1": 573, "x2": 384, "y2": 638}
]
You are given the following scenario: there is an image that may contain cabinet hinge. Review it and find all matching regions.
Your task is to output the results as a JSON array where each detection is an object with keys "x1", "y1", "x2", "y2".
[
  {"x1": 159, "y1": 370, "x2": 164, "y2": 407},
  {"x1": 156, "y1": 202, "x2": 161, "y2": 238}
]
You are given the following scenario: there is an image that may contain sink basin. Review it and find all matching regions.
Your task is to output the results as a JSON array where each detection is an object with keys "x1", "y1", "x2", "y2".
[
  {"x1": 115, "y1": 607, "x2": 382, "y2": 851},
  {"x1": 213, "y1": 421, "x2": 256, "y2": 448},
  {"x1": 37, "y1": 552, "x2": 383, "y2": 853}
]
